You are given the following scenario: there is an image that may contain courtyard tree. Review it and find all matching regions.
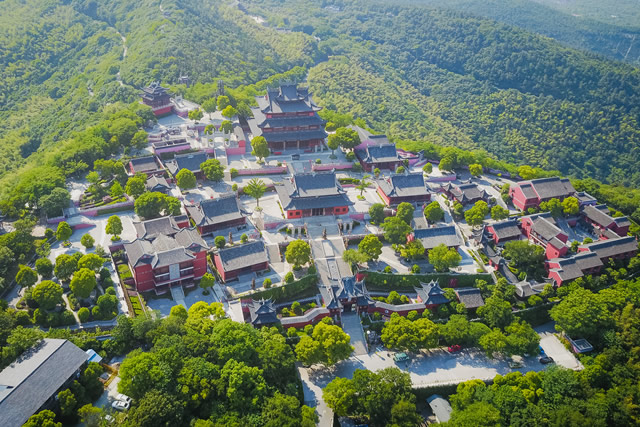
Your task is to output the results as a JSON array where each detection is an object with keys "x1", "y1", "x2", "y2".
[
  {"x1": 221, "y1": 105, "x2": 238, "y2": 119},
  {"x1": 381, "y1": 216, "x2": 412, "y2": 245},
  {"x1": 217, "y1": 95, "x2": 230, "y2": 110},
  {"x1": 201, "y1": 98, "x2": 217, "y2": 118},
  {"x1": 359, "y1": 235, "x2": 383, "y2": 261},
  {"x1": 176, "y1": 168, "x2": 196, "y2": 190},
  {"x1": 214, "y1": 236, "x2": 226, "y2": 249},
  {"x1": 78, "y1": 253, "x2": 104, "y2": 272},
  {"x1": 373, "y1": 167, "x2": 381, "y2": 178},
  {"x1": 56, "y1": 221, "x2": 73, "y2": 244},
  {"x1": 327, "y1": 133, "x2": 340, "y2": 158},
  {"x1": 35, "y1": 258, "x2": 53, "y2": 278},
  {"x1": 331, "y1": 127, "x2": 361, "y2": 151},
  {"x1": 32, "y1": 280, "x2": 63, "y2": 310},
  {"x1": 245, "y1": 178, "x2": 267, "y2": 208},
  {"x1": 465, "y1": 200, "x2": 489, "y2": 226},
  {"x1": 428, "y1": 244, "x2": 462, "y2": 272},
  {"x1": 199, "y1": 273, "x2": 215, "y2": 292},
  {"x1": 39, "y1": 187, "x2": 70, "y2": 217},
  {"x1": 105, "y1": 215, "x2": 123, "y2": 240},
  {"x1": 16, "y1": 265, "x2": 38, "y2": 288},
  {"x1": 478, "y1": 293, "x2": 514, "y2": 329},
  {"x1": 188, "y1": 108, "x2": 204, "y2": 122},
  {"x1": 381, "y1": 313, "x2": 439, "y2": 351},
  {"x1": 356, "y1": 174, "x2": 371, "y2": 197},
  {"x1": 295, "y1": 322, "x2": 353, "y2": 366},
  {"x1": 368, "y1": 203, "x2": 385, "y2": 224},
  {"x1": 562, "y1": 196, "x2": 580, "y2": 216},
  {"x1": 423, "y1": 201, "x2": 445, "y2": 223},
  {"x1": 469, "y1": 163, "x2": 483, "y2": 176},
  {"x1": 251, "y1": 136, "x2": 270, "y2": 163},
  {"x1": 125, "y1": 175, "x2": 146, "y2": 198},
  {"x1": 540, "y1": 198, "x2": 563, "y2": 217},
  {"x1": 422, "y1": 163, "x2": 433, "y2": 174},
  {"x1": 479, "y1": 328, "x2": 508, "y2": 357},
  {"x1": 439, "y1": 157, "x2": 454, "y2": 172},
  {"x1": 503, "y1": 240, "x2": 545, "y2": 278},
  {"x1": 220, "y1": 119, "x2": 233, "y2": 134},
  {"x1": 134, "y1": 192, "x2": 180, "y2": 219},
  {"x1": 80, "y1": 233, "x2": 95, "y2": 249},
  {"x1": 396, "y1": 202, "x2": 414, "y2": 225},
  {"x1": 505, "y1": 320, "x2": 540, "y2": 355},
  {"x1": 343, "y1": 249, "x2": 368, "y2": 269},
  {"x1": 110, "y1": 181, "x2": 124, "y2": 198},
  {"x1": 54, "y1": 253, "x2": 78, "y2": 281},
  {"x1": 286, "y1": 239, "x2": 312, "y2": 269},
  {"x1": 200, "y1": 158, "x2": 225, "y2": 181},
  {"x1": 491, "y1": 205, "x2": 509, "y2": 220},
  {"x1": 400, "y1": 239, "x2": 425, "y2": 260},
  {"x1": 70, "y1": 268, "x2": 97, "y2": 299}
]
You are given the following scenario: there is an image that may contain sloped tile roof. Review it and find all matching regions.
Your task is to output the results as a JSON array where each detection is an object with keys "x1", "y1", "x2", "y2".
[
  {"x1": 130, "y1": 156, "x2": 161, "y2": 173},
  {"x1": 488, "y1": 219, "x2": 522, "y2": 240},
  {"x1": 215, "y1": 240, "x2": 268, "y2": 272},
  {"x1": 579, "y1": 236, "x2": 638, "y2": 260},
  {"x1": 413, "y1": 225, "x2": 462, "y2": 250},
  {"x1": 455, "y1": 288, "x2": 485, "y2": 308},
  {"x1": 376, "y1": 173, "x2": 428, "y2": 198},
  {"x1": 186, "y1": 194, "x2": 243, "y2": 227},
  {"x1": 415, "y1": 280, "x2": 450, "y2": 305},
  {"x1": 165, "y1": 151, "x2": 208, "y2": 175},
  {"x1": 277, "y1": 172, "x2": 351, "y2": 211}
]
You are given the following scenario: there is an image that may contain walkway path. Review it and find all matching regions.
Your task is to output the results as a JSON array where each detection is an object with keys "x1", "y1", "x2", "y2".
[
  {"x1": 341, "y1": 312, "x2": 368, "y2": 356},
  {"x1": 62, "y1": 294, "x2": 81, "y2": 325}
]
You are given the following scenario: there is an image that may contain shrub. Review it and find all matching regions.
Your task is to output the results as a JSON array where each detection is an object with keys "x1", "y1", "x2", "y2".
[
  {"x1": 345, "y1": 151, "x2": 356, "y2": 161},
  {"x1": 240, "y1": 233, "x2": 248, "y2": 243},
  {"x1": 352, "y1": 162, "x2": 363, "y2": 172},
  {"x1": 384, "y1": 266, "x2": 392, "y2": 273},
  {"x1": 284, "y1": 272, "x2": 294, "y2": 283},
  {"x1": 307, "y1": 264, "x2": 317, "y2": 275},
  {"x1": 232, "y1": 183, "x2": 238, "y2": 191},
  {"x1": 411, "y1": 264, "x2": 421, "y2": 274},
  {"x1": 263, "y1": 278, "x2": 272, "y2": 289},
  {"x1": 230, "y1": 168, "x2": 239, "y2": 178},
  {"x1": 78, "y1": 307, "x2": 90, "y2": 322},
  {"x1": 81, "y1": 233, "x2": 95, "y2": 249},
  {"x1": 315, "y1": 159, "x2": 322, "y2": 164},
  {"x1": 15, "y1": 311, "x2": 32, "y2": 325}
]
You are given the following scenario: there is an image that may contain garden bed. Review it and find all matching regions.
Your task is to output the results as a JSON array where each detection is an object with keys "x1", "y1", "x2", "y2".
[
  {"x1": 364, "y1": 271, "x2": 493, "y2": 291},
  {"x1": 235, "y1": 274, "x2": 319, "y2": 303}
]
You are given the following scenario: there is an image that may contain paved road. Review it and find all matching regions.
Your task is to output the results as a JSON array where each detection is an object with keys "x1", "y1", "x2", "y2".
[{"x1": 341, "y1": 312, "x2": 368, "y2": 356}]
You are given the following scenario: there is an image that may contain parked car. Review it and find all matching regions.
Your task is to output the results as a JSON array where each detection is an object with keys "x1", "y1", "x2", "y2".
[
  {"x1": 539, "y1": 356, "x2": 554, "y2": 364},
  {"x1": 393, "y1": 352, "x2": 410, "y2": 363},
  {"x1": 112, "y1": 400, "x2": 130, "y2": 412},
  {"x1": 115, "y1": 394, "x2": 132, "y2": 405},
  {"x1": 509, "y1": 360, "x2": 523, "y2": 369},
  {"x1": 448, "y1": 345, "x2": 462, "y2": 353}
]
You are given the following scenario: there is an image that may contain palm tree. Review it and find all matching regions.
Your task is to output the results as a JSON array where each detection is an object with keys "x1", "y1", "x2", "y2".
[
  {"x1": 245, "y1": 178, "x2": 267, "y2": 209},
  {"x1": 357, "y1": 174, "x2": 371, "y2": 196}
]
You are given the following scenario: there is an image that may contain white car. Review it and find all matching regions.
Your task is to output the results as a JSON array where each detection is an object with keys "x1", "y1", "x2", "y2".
[
  {"x1": 115, "y1": 393, "x2": 132, "y2": 405},
  {"x1": 111, "y1": 400, "x2": 129, "y2": 412}
]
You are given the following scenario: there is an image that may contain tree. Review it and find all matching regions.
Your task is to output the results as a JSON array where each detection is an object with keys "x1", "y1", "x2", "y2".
[
  {"x1": 32, "y1": 280, "x2": 63, "y2": 310},
  {"x1": 188, "y1": 108, "x2": 204, "y2": 121},
  {"x1": 296, "y1": 322, "x2": 353, "y2": 365},
  {"x1": 217, "y1": 95, "x2": 230, "y2": 110},
  {"x1": 401, "y1": 239, "x2": 425, "y2": 260},
  {"x1": 359, "y1": 235, "x2": 382, "y2": 261},
  {"x1": 332, "y1": 127, "x2": 361, "y2": 151},
  {"x1": 109, "y1": 117, "x2": 138, "y2": 148},
  {"x1": 54, "y1": 253, "x2": 78, "y2": 281},
  {"x1": 550, "y1": 287, "x2": 612, "y2": 340},
  {"x1": 134, "y1": 192, "x2": 179, "y2": 219},
  {"x1": 0, "y1": 246, "x2": 15, "y2": 277},
  {"x1": 518, "y1": 165, "x2": 537, "y2": 180},
  {"x1": 381, "y1": 216, "x2": 412, "y2": 244},
  {"x1": 219, "y1": 119, "x2": 233, "y2": 133},
  {"x1": 57, "y1": 388, "x2": 77, "y2": 418},
  {"x1": 78, "y1": 307, "x2": 90, "y2": 322},
  {"x1": 221, "y1": 359, "x2": 267, "y2": 412},
  {"x1": 221, "y1": 105, "x2": 238, "y2": 118},
  {"x1": 70, "y1": 268, "x2": 97, "y2": 299},
  {"x1": 479, "y1": 328, "x2": 508, "y2": 357},
  {"x1": 422, "y1": 163, "x2": 433, "y2": 174},
  {"x1": 105, "y1": 215, "x2": 123, "y2": 240},
  {"x1": 491, "y1": 205, "x2": 509, "y2": 220},
  {"x1": 110, "y1": 181, "x2": 124, "y2": 198},
  {"x1": 369, "y1": 203, "x2": 385, "y2": 224},
  {"x1": 396, "y1": 165, "x2": 405, "y2": 174},
  {"x1": 262, "y1": 392, "x2": 317, "y2": 427},
  {"x1": 125, "y1": 175, "x2": 146, "y2": 198},
  {"x1": 118, "y1": 350, "x2": 170, "y2": 400},
  {"x1": 357, "y1": 174, "x2": 371, "y2": 196},
  {"x1": 478, "y1": 294, "x2": 514, "y2": 329},
  {"x1": 391, "y1": 399, "x2": 422, "y2": 427},
  {"x1": 439, "y1": 157, "x2": 454, "y2": 171},
  {"x1": 23, "y1": 410, "x2": 61, "y2": 427},
  {"x1": 131, "y1": 130, "x2": 148, "y2": 149},
  {"x1": 440, "y1": 314, "x2": 490, "y2": 346},
  {"x1": 503, "y1": 240, "x2": 545, "y2": 278},
  {"x1": 428, "y1": 244, "x2": 462, "y2": 272},
  {"x1": 251, "y1": 136, "x2": 270, "y2": 163},
  {"x1": 39, "y1": 187, "x2": 70, "y2": 217},
  {"x1": 77, "y1": 405, "x2": 103, "y2": 427},
  {"x1": 465, "y1": 200, "x2": 489, "y2": 226},
  {"x1": 201, "y1": 98, "x2": 217, "y2": 118},
  {"x1": 286, "y1": 239, "x2": 311, "y2": 268},
  {"x1": 78, "y1": 253, "x2": 104, "y2": 272},
  {"x1": 214, "y1": 236, "x2": 226, "y2": 249},
  {"x1": 16, "y1": 265, "x2": 38, "y2": 288},
  {"x1": 35, "y1": 257, "x2": 53, "y2": 278},
  {"x1": 540, "y1": 198, "x2": 563, "y2": 217},
  {"x1": 381, "y1": 313, "x2": 439, "y2": 351},
  {"x1": 396, "y1": 202, "x2": 415, "y2": 224},
  {"x1": 200, "y1": 272, "x2": 215, "y2": 292},
  {"x1": 562, "y1": 196, "x2": 579, "y2": 216},
  {"x1": 505, "y1": 320, "x2": 540, "y2": 355},
  {"x1": 80, "y1": 233, "x2": 95, "y2": 249},
  {"x1": 423, "y1": 201, "x2": 445, "y2": 223},
  {"x1": 323, "y1": 377, "x2": 357, "y2": 416},
  {"x1": 469, "y1": 163, "x2": 483, "y2": 176},
  {"x1": 327, "y1": 133, "x2": 340, "y2": 157},
  {"x1": 56, "y1": 221, "x2": 73, "y2": 243},
  {"x1": 245, "y1": 178, "x2": 267, "y2": 208},
  {"x1": 343, "y1": 249, "x2": 368, "y2": 268},
  {"x1": 200, "y1": 159, "x2": 224, "y2": 181},
  {"x1": 449, "y1": 401, "x2": 501, "y2": 426},
  {"x1": 176, "y1": 168, "x2": 196, "y2": 190}
]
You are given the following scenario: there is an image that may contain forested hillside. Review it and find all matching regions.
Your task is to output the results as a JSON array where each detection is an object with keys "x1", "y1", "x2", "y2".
[
  {"x1": 243, "y1": 0, "x2": 640, "y2": 185},
  {"x1": 0, "y1": 0, "x2": 322, "y2": 194}
]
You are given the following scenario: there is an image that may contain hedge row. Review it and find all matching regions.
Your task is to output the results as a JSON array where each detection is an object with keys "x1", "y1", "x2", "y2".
[
  {"x1": 242, "y1": 274, "x2": 319, "y2": 303},
  {"x1": 514, "y1": 302, "x2": 554, "y2": 327},
  {"x1": 364, "y1": 271, "x2": 493, "y2": 291}
]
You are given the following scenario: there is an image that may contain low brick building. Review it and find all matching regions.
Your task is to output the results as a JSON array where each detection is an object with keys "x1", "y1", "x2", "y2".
[
  {"x1": 485, "y1": 219, "x2": 522, "y2": 245},
  {"x1": 582, "y1": 204, "x2": 630, "y2": 238},
  {"x1": 509, "y1": 177, "x2": 575, "y2": 211},
  {"x1": 356, "y1": 142, "x2": 403, "y2": 172},
  {"x1": 165, "y1": 151, "x2": 209, "y2": 179},
  {"x1": 546, "y1": 252, "x2": 603, "y2": 286},
  {"x1": 185, "y1": 194, "x2": 245, "y2": 235},
  {"x1": 520, "y1": 213, "x2": 569, "y2": 259},
  {"x1": 577, "y1": 236, "x2": 638, "y2": 263},
  {"x1": 212, "y1": 240, "x2": 269, "y2": 282},
  {"x1": 376, "y1": 173, "x2": 431, "y2": 206},
  {"x1": 408, "y1": 225, "x2": 463, "y2": 252}
]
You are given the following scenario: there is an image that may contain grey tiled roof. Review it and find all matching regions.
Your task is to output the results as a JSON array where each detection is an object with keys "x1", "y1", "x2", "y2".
[
  {"x1": 548, "y1": 252, "x2": 603, "y2": 281},
  {"x1": 186, "y1": 194, "x2": 243, "y2": 227},
  {"x1": 376, "y1": 173, "x2": 428, "y2": 198},
  {"x1": 165, "y1": 152, "x2": 208, "y2": 176},
  {"x1": 488, "y1": 219, "x2": 522, "y2": 240},
  {"x1": 527, "y1": 214, "x2": 563, "y2": 241},
  {"x1": 443, "y1": 182, "x2": 488, "y2": 203},
  {"x1": 455, "y1": 288, "x2": 485, "y2": 308},
  {"x1": 281, "y1": 307, "x2": 331, "y2": 326},
  {"x1": 124, "y1": 224, "x2": 207, "y2": 268},
  {"x1": 130, "y1": 156, "x2": 161, "y2": 173},
  {"x1": 0, "y1": 339, "x2": 89, "y2": 427},
  {"x1": 146, "y1": 175, "x2": 170, "y2": 192},
  {"x1": 519, "y1": 183, "x2": 538, "y2": 200},
  {"x1": 413, "y1": 225, "x2": 462, "y2": 250},
  {"x1": 579, "y1": 236, "x2": 638, "y2": 260},
  {"x1": 374, "y1": 301, "x2": 426, "y2": 312},
  {"x1": 525, "y1": 177, "x2": 575, "y2": 200},
  {"x1": 249, "y1": 299, "x2": 279, "y2": 326},
  {"x1": 134, "y1": 216, "x2": 181, "y2": 239},
  {"x1": 360, "y1": 144, "x2": 400, "y2": 163},
  {"x1": 415, "y1": 280, "x2": 450, "y2": 305},
  {"x1": 277, "y1": 173, "x2": 352, "y2": 211},
  {"x1": 256, "y1": 85, "x2": 320, "y2": 114},
  {"x1": 215, "y1": 240, "x2": 268, "y2": 272},
  {"x1": 583, "y1": 204, "x2": 630, "y2": 229}
]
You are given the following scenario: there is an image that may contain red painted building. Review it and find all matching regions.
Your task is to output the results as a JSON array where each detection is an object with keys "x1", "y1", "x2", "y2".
[
  {"x1": 212, "y1": 240, "x2": 269, "y2": 283},
  {"x1": 123, "y1": 217, "x2": 209, "y2": 294},
  {"x1": 355, "y1": 140, "x2": 403, "y2": 172},
  {"x1": 141, "y1": 82, "x2": 173, "y2": 117},
  {"x1": 577, "y1": 236, "x2": 638, "y2": 264},
  {"x1": 520, "y1": 213, "x2": 569, "y2": 259},
  {"x1": 128, "y1": 156, "x2": 163, "y2": 177},
  {"x1": 546, "y1": 252, "x2": 603, "y2": 286},
  {"x1": 376, "y1": 173, "x2": 431, "y2": 206},
  {"x1": 276, "y1": 172, "x2": 352, "y2": 219},
  {"x1": 185, "y1": 194, "x2": 245, "y2": 236},
  {"x1": 247, "y1": 84, "x2": 327, "y2": 152},
  {"x1": 509, "y1": 177, "x2": 575, "y2": 211},
  {"x1": 485, "y1": 219, "x2": 522, "y2": 245},
  {"x1": 582, "y1": 204, "x2": 630, "y2": 238}
]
